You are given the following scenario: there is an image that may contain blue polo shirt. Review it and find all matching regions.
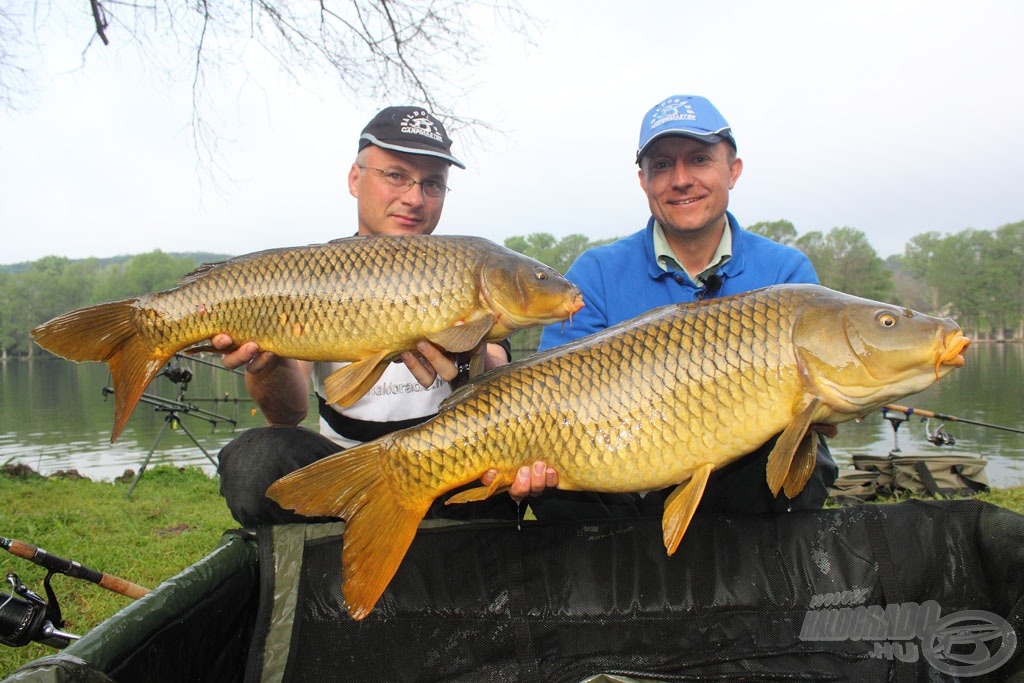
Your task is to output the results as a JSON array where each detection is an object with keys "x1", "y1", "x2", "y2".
[{"x1": 539, "y1": 212, "x2": 819, "y2": 350}]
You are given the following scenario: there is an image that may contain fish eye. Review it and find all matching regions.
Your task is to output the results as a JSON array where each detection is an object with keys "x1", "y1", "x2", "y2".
[
  {"x1": 535, "y1": 270, "x2": 548, "y2": 281},
  {"x1": 876, "y1": 311, "x2": 898, "y2": 328}
]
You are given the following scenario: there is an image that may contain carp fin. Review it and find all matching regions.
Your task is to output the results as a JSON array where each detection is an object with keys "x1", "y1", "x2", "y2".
[
  {"x1": 31, "y1": 298, "x2": 171, "y2": 442},
  {"x1": 467, "y1": 345, "x2": 487, "y2": 378},
  {"x1": 425, "y1": 313, "x2": 494, "y2": 353},
  {"x1": 783, "y1": 431, "x2": 819, "y2": 499},
  {"x1": 662, "y1": 463, "x2": 713, "y2": 556},
  {"x1": 766, "y1": 398, "x2": 821, "y2": 497},
  {"x1": 444, "y1": 477, "x2": 511, "y2": 505},
  {"x1": 323, "y1": 352, "x2": 391, "y2": 407},
  {"x1": 266, "y1": 442, "x2": 432, "y2": 622}
]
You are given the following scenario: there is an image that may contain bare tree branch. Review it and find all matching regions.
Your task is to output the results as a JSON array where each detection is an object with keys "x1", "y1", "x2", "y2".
[
  {"x1": 3, "y1": 1, "x2": 536, "y2": 181},
  {"x1": 89, "y1": 0, "x2": 110, "y2": 45}
]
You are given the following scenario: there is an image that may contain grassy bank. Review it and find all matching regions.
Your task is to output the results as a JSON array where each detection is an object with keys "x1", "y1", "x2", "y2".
[
  {"x1": 0, "y1": 465, "x2": 236, "y2": 676},
  {"x1": 2, "y1": 465, "x2": 1024, "y2": 677}
]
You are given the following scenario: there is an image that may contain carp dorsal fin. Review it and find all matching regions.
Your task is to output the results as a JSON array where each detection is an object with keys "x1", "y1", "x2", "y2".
[
  {"x1": 323, "y1": 351, "x2": 391, "y2": 407},
  {"x1": 766, "y1": 398, "x2": 821, "y2": 496},
  {"x1": 662, "y1": 462, "x2": 713, "y2": 556},
  {"x1": 424, "y1": 312, "x2": 494, "y2": 353}
]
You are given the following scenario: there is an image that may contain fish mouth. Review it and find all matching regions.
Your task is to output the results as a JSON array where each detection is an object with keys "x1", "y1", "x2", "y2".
[
  {"x1": 566, "y1": 293, "x2": 585, "y2": 320},
  {"x1": 935, "y1": 329, "x2": 969, "y2": 377}
]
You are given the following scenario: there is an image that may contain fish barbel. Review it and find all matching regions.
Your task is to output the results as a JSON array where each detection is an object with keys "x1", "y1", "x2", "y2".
[
  {"x1": 31, "y1": 235, "x2": 583, "y2": 441},
  {"x1": 267, "y1": 284, "x2": 969, "y2": 620}
]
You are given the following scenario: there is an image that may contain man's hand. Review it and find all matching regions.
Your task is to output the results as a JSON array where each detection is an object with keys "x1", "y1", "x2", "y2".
[
  {"x1": 482, "y1": 461, "x2": 558, "y2": 503},
  {"x1": 212, "y1": 334, "x2": 279, "y2": 373},
  {"x1": 402, "y1": 340, "x2": 509, "y2": 388},
  {"x1": 811, "y1": 424, "x2": 838, "y2": 438},
  {"x1": 210, "y1": 334, "x2": 310, "y2": 427},
  {"x1": 401, "y1": 341, "x2": 460, "y2": 387}
]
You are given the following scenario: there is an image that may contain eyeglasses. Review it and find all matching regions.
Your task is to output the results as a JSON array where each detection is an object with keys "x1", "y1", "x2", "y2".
[{"x1": 357, "y1": 165, "x2": 450, "y2": 198}]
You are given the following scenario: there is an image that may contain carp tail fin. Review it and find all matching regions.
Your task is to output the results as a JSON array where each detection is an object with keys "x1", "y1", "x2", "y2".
[
  {"x1": 265, "y1": 441, "x2": 431, "y2": 621},
  {"x1": 31, "y1": 298, "x2": 170, "y2": 442}
]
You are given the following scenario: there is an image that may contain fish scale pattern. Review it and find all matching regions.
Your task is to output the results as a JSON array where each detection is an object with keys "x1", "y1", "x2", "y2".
[
  {"x1": 387, "y1": 287, "x2": 811, "y2": 500},
  {"x1": 127, "y1": 236, "x2": 498, "y2": 359}
]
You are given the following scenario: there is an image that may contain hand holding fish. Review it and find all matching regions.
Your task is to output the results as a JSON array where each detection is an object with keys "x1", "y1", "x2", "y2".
[
  {"x1": 212, "y1": 334, "x2": 312, "y2": 428},
  {"x1": 483, "y1": 462, "x2": 559, "y2": 502}
]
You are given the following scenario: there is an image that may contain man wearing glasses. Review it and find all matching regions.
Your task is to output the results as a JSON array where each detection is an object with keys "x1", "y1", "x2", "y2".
[{"x1": 214, "y1": 107, "x2": 512, "y2": 526}]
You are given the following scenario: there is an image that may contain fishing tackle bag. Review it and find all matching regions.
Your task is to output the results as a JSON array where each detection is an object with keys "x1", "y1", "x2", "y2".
[{"x1": 829, "y1": 452, "x2": 989, "y2": 504}]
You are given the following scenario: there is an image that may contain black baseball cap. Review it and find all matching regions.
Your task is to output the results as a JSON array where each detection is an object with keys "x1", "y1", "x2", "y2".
[{"x1": 358, "y1": 106, "x2": 466, "y2": 169}]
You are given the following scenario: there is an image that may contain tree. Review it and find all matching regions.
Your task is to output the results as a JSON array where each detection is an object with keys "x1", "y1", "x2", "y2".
[
  {"x1": 3, "y1": 2, "x2": 535, "y2": 175},
  {"x1": 797, "y1": 227, "x2": 892, "y2": 301},
  {"x1": 93, "y1": 251, "x2": 199, "y2": 300},
  {"x1": 746, "y1": 220, "x2": 799, "y2": 246},
  {"x1": 504, "y1": 232, "x2": 599, "y2": 275},
  {"x1": 503, "y1": 232, "x2": 615, "y2": 357},
  {"x1": 992, "y1": 221, "x2": 1024, "y2": 339}
]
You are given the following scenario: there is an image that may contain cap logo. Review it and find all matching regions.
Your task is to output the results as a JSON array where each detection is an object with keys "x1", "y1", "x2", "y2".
[
  {"x1": 649, "y1": 97, "x2": 698, "y2": 131},
  {"x1": 400, "y1": 110, "x2": 444, "y2": 143}
]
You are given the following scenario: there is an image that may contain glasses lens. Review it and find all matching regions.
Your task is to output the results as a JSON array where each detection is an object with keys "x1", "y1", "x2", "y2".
[{"x1": 421, "y1": 181, "x2": 446, "y2": 198}]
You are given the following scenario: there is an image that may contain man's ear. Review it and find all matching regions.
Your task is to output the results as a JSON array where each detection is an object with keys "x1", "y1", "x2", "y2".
[{"x1": 348, "y1": 163, "x2": 361, "y2": 198}]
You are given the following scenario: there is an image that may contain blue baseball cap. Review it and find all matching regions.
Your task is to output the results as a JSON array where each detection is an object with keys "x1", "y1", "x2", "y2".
[{"x1": 636, "y1": 95, "x2": 736, "y2": 163}]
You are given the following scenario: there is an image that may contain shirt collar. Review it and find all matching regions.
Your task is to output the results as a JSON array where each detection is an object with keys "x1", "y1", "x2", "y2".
[{"x1": 653, "y1": 218, "x2": 733, "y2": 283}]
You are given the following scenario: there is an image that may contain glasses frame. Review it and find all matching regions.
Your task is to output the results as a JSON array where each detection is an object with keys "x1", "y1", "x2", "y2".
[{"x1": 357, "y1": 165, "x2": 450, "y2": 198}]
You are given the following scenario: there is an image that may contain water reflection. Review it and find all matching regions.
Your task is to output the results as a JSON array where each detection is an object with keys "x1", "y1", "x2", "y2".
[{"x1": 0, "y1": 355, "x2": 316, "y2": 482}]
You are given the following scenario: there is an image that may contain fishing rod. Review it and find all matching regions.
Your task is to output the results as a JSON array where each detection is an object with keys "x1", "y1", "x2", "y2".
[
  {"x1": 0, "y1": 536, "x2": 150, "y2": 599},
  {"x1": 883, "y1": 404, "x2": 1024, "y2": 435}
]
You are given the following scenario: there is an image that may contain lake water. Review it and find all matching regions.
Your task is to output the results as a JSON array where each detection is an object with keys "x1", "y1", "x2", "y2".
[{"x1": 2, "y1": 345, "x2": 1023, "y2": 486}]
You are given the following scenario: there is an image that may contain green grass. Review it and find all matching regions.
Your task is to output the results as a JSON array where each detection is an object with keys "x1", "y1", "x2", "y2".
[
  {"x1": 1, "y1": 465, "x2": 1023, "y2": 678},
  {"x1": 0, "y1": 465, "x2": 236, "y2": 676}
]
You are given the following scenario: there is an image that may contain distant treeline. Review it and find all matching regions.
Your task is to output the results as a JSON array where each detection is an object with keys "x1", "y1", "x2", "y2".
[{"x1": 3, "y1": 220, "x2": 1022, "y2": 360}]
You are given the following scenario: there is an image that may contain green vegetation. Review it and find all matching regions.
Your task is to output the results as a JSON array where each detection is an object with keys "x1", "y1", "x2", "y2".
[{"x1": 0, "y1": 465, "x2": 236, "y2": 676}]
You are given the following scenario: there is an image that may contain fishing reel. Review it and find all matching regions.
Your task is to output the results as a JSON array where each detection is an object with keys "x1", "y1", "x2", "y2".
[
  {"x1": 161, "y1": 361, "x2": 194, "y2": 388},
  {"x1": 0, "y1": 573, "x2": 78, "y2": 649},
  {"x1": 924, "y1": 418, "x2": 957, "y2": 446}
]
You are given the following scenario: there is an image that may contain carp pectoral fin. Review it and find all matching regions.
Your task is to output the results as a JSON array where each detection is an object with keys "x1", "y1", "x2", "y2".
[
  {"x1": 766, "y1": 398, "x2": 822, "y2": 496},
  {"x1": 783, "y1": 431, "x2": 819, "y2": 499},
  {"x1": 425, "y1": 313, "x2": 494, "y2": 353},
  {"x1": 323, "y1": 352, "x2": 391, "y2": 407},
  {"x1": 662, "y1": 463, "x2": 713, "y2": 556},
  {"x1": 444, "y1": 477, "x2": 511, "y2": 505},
  {"x1": 467, "y1": 345, "x2": 487, "y2": 378}
]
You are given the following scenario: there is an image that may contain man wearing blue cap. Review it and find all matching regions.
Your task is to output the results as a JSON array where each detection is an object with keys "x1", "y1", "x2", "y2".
[{"x1": 506, "y1": 94, "x2": 836, "y2": 517}]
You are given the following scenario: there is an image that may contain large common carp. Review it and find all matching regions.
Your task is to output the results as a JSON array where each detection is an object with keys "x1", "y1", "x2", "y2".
[
  {"x1": 267, "y1": 284, "x2": 969, "y2": 620},
  {"x1": 31, "y1": 235, "x2": 583, "y2": 441}
]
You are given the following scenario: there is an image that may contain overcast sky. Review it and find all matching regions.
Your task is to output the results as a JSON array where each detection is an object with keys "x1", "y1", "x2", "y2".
[{"x1": 2, "y1": 1, "x2": 1022, "y2": 266}]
